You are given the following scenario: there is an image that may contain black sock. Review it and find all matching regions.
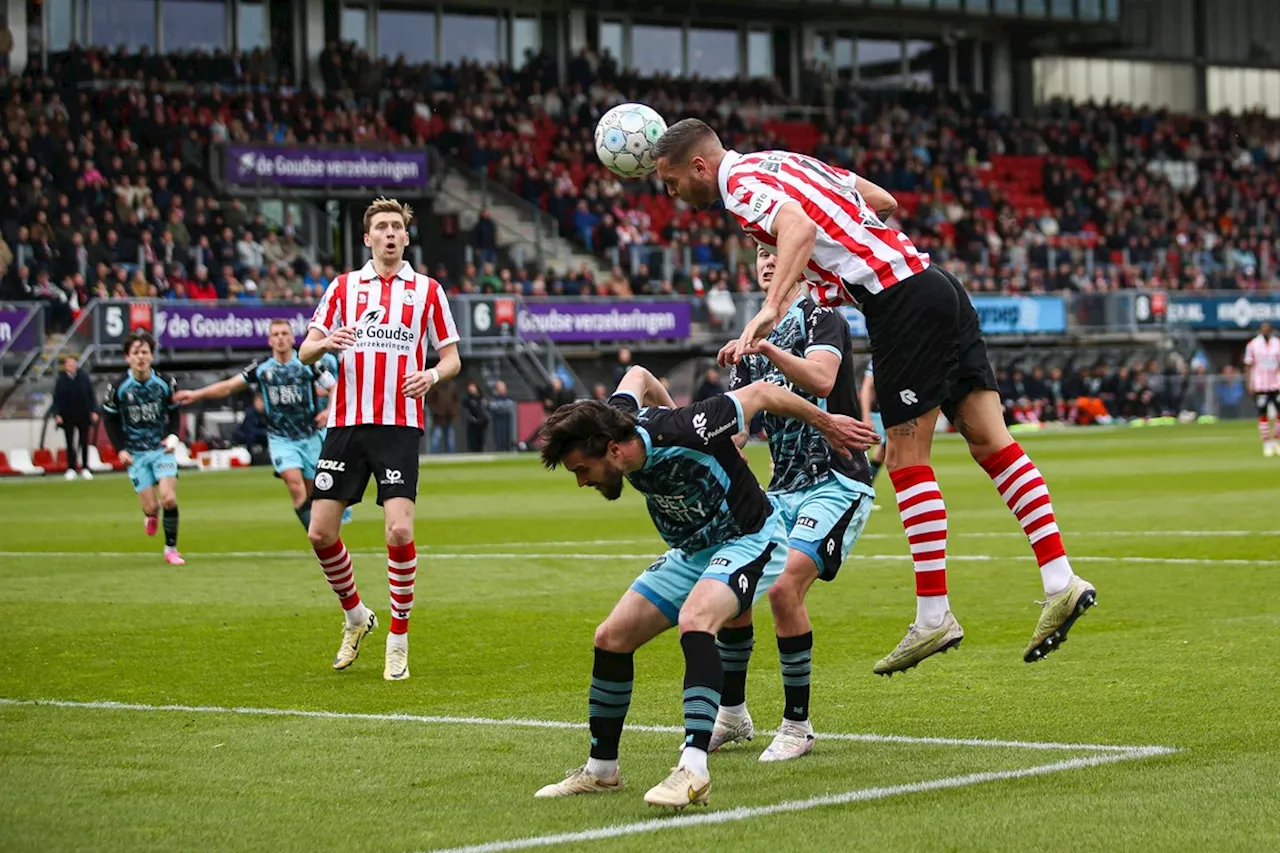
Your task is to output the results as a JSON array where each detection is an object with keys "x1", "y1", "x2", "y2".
[
  {"x1": 680, "y1": 631, "x2": 723, "y2": 754},
  {"x1": 778, "y1": 632, "x2": 814, "y2": 722},
  {"x1": 588, "y1": 647, "x2": 633, "y2": 761},
  {"x1": 716, "y1": 624, "x2": 754, "y2": 708},
  {"x1": 869, "y1": 459, "x2": 882, "y2": 482},
  {"x1": 162, "y1": 506, "x2": 179, "y2": 548},
  {"x1": 295, "y1": 499, "x2": 313, "y2": 531}
]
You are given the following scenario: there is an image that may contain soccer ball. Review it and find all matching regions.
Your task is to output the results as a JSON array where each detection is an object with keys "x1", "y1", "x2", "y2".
[{"x1": 594, "y1": 103, "x2": 667, "y2": 179}]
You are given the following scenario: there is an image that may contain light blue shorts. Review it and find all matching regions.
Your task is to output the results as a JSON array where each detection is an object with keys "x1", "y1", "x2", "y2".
[
  {"x1": 631, "y1": 514, "x2": 788, "y2": 624},
  {"x1": 769, "y1": 472, "x2": 875, "y2": 581},
  {"x1": 269, "y1": 433, "x2": 324, "y2": 480},
  {"x1": 128, "y1": 449, "x2": 178, "y2": 493}
]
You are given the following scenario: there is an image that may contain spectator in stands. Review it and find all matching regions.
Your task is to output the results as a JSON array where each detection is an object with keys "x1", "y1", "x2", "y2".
[
  {"x1": 427, "y1": 380, "x2": 460, "y2": 455},
  {"x1": 612, "y1": 348, "x2": 633, "y2": 386},
  {"x1": 489, "y1": 380, "x2": 516, "y2": 452},
  {"x1": 540, "y1": 377, "x2": 575, "y2": 414},
  {"x1": 694, "y1": 367, "x2": 723, "y2": 403},
  {"x1": 51, "y1": 354, "x2": 99, "y2": 480},
  {"x1": 472, "y1": 209, "x2": 498, "y2": 266}
]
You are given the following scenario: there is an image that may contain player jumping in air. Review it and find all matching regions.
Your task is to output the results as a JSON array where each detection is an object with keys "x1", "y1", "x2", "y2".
[
  {"x1": 174, "y1": 319, "x2": 352, "y2": 530},
  {"x1": 653, "y1": 119, "x2": 1095, "y2": 672},
  {"x1": 299, "y1": 198, "x2": 461, "y2": 681},
  {"x1": 102, "y1": 330, "x2": 186, "y2": 565},
  {"x1": 534, "y1": 366, "x2": 878, "y2": 807},
  {"x1": 703, "y1": 244, "x2": 877, "y2": 761},
  {"x1": 1245, "y1": 320, "x2": 1280, "y2": 457}
]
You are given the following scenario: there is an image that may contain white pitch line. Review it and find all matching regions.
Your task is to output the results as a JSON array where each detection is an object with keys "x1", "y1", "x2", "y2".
[
  {"x1": 418, "y1": 749, "x2": 1175, "y2": 853},
  {"x1": 2, "y1": 550, "x2": 1278, "y2": 567},
  {"x1": 0, "y1": 698, "x2": 1163, "y2": 754}
]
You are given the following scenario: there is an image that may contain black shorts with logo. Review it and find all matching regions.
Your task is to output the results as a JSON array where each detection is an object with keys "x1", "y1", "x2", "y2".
[
  {"x1": 861, "y1": 265, "x2": 999, "y2": 428},
  {"x1": 1256, "y1": 390, "x2": 1280, "y2": 416},
  {"x1": 311, "y1": 425, "x2": 421, "y2": 506}
]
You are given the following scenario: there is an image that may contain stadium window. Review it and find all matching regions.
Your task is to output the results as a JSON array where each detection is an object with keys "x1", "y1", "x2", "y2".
[
  {"x1": 901, "y1": 0, "x2": 932, "y2": 8},
  {"x1": 834, "y1": 37, "x2": 854, "y2": 72},
  {"x1": 747, "y1": 30, "x2": 773, "y2": 78},
  {"x1": 236, "y1": 0, "x2": 267, "y2": 50},
  {"x1": 378, "y1": 8, "x2": 436, "y2": 63},
  {"x1": 1050, "y1": 0, "x2": 1074, "y2": 17},
  {"x1": 993, "y1": 0, "x2": 1019, "y2": 14},
  {"x1": 511, "y1": 16, "x2": 539, "y2": 66},
  {"x1": 1103, "y1": 0, "x2": 1119, "y2": 20},
  {"x1": 687, "y1": 27, "x2": 738, "y2": 79},
  {"x1": 966, "y1": 0, "x2": 991, "y2": 13},
  {"x1": 442, "y1": 12, "x2": 499, "y2": 64},
  {"x1": 631, "y1": 24, "x2": 683, "y2": 76},
  {"x1": 600, "y1": 21, "x2": 624, "y2": 67},
  {"x1": 163, "y1": 0, "x2": 227, "y2": 52},
  {"x1": 936, "y1": 0, "x2": 963, "y2": 9},
  {"x1": 856, "y1": 38, "x2": 903, "y2": 85},
  {"x1": 1023, "y1": 0, "x2": 1047, "y2": 16},
  {"x1": 48, "y1": 0, "x2": 75, "y2": 50},
  {"x1": 1078, "y1": 0, "x2": 1101, "y2": 19},
  {"x1": 90, "y1": 0, "x2": 157, "y2": 51},
  {"x1": 341, "y1": 5, "x2": 367, "y2": 50}
]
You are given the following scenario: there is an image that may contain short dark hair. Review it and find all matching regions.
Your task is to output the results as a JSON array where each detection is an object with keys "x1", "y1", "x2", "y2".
[
  {"x1": 538, "y1": 400, "x2": 638, "y2": 470},
  {"x1": 123, "y1": 329, "x2": 157, "y2": 355},
  {"x1": 651, "y1": 118, "x2": 719, "y2": 166}
]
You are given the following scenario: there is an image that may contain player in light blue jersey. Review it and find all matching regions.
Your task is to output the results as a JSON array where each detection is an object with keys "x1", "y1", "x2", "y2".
[
  {"x1": 714, "y1": 244, "x2": 877, "y2": 761},
  {"x1": 176, "y1": 319, "x2": 350, "y2": 530},
  {"x1": 102, "y1": 330, "x2": 186, "y2": 565}
]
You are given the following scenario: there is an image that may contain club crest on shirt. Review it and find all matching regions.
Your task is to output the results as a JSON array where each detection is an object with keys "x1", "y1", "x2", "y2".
[{"x1": 401, "y1": 289, "x2": 416, "y2": 306}]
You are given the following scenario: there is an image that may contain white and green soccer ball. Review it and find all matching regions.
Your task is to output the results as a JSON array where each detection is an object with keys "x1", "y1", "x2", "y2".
[{"x1": 594, "y1": 103, "x2": 667, "y2": 179}]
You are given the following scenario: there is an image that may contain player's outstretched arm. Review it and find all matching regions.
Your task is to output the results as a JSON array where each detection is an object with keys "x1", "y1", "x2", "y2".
[
  {"x1": 853, "y1": 176, "x2": 898, "y2": 221},
  {"x1": 741, "y1": 340, "x2": 840, "y2": 398},
  {"x1": 175, "y1": 375, "x2": 248, "y2": 405},
  {"x1": 614, "y1": 365, "x2": 676, "y2": 408},
  {"x1": 731, "y1": 206, "x2": 816, "y2": 362},
  {"x1": 729, "y1": 380, "x2": 879, "y2": 457}
]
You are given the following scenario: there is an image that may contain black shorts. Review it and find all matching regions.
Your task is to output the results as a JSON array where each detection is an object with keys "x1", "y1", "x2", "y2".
[
  {"x1": 1256, "y1": 390, "x2": 1280, "y2": 416},
  {"x1": 311, "y1": 425, "x2": 421, "y2": 506},
  {"x1": 862, "y1": 265, "x2": 998, "y2": 427}
]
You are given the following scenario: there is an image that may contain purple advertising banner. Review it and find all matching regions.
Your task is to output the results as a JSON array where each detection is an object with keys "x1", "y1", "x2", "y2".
[
  {"x1": 154, "y1": 305, "x2": 315, "y2": 349},
  {"x1": 518, "y1": 301, "x2": 691, "y2": 342},
  {"x1": 224, "y1": 145, "x2": 429, "y2": 189},
  {"x1": 0, "y1": 307, "x2": 43, "y2": 355}
]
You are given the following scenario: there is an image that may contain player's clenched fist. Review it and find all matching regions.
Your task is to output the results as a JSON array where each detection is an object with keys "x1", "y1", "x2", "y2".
[
  {"x1": 326, "y1": 326, "x2": 358, "y2": 351},
  {"x1": 401, "y1": 370, "x2": 435, "y2": 399}
]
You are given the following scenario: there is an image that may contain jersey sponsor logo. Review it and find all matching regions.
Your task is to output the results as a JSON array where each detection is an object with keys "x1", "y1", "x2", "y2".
[
  {"x1": 899, "y1": 389, "x2": 919, "y2": 406},
  {"x1": 709, "y1": 557, "x2": 732, "y2": 568},
  {"x1": 315, "y1": 472, "x2": 334, "y2": 490},
  {"x1": 317, "y1": 459, "x2": 345, "y2": 471},
  {"x1": 692, "y1": 411, "x2": 737, "y2": 444},
  {"x1": 381, "y1": 468, "x2": 404, "y2": 485},
  {"x1": 649, "y1": 492, "x2": 706, "y2": 523},
  {"x1": 796, "y1": 516, "x2": 818, "y2": 529}
]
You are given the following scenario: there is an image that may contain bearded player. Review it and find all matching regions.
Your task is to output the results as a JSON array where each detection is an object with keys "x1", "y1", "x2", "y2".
[{"x1": 654, "y1": 120, "x2": 1095, "y2": 672}]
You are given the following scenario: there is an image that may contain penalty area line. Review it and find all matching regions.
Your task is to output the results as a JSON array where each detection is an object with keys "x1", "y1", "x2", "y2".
[
  {"x1": 416, "y1": 748, "x2": 1175, "y2": 853},
  {"x1": 0, "y1": 697, "x2": 1165, "y2": 753}
]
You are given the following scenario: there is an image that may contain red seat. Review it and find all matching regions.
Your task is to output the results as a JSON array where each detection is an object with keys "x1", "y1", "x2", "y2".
[
  {"x1": 33, "y1": 448, "x2": 66, "y2": 473},
  {"x1": 0, "y1": 451, "x2": 15, "y2": 476},
  {"x1": 190, "y1": 440, "x2": 209, "y2": 454}
]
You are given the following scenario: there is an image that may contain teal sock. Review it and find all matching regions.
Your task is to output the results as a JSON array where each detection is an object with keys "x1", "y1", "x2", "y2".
[{"x1": 295, "y1": 499, "x2": 312, "y2": 531}]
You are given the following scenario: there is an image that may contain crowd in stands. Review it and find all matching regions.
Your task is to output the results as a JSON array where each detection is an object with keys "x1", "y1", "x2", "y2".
[{"x1": 3, "y1": 41, "x2": 1280, "y2": 338}]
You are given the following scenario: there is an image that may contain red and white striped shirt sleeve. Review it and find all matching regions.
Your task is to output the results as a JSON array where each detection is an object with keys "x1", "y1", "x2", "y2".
[
  {"x1": 427, "y1": 279, "x2": 460, "y2": 350},
  {"x1": 309, "y1": 274, "x2": 346, "y2": 336},
  {"x1": 722, "y1": 166, "x2": 797, "y2": 237}
]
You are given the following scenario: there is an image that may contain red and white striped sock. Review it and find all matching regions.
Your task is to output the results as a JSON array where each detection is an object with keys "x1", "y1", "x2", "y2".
[
  {"x1": 387, "y1": 542, "x2": 417, "y2": 638},
  {"x1": 315, "y1": 538, "x2": 365, "y2": 623},
  {"x1": 980, "y1": 442, "x2": 1074, "y2": 595},
  {"x1": 1260, "y1": 416, "x2": 1272, "y2": 444},
  {"x1": 889, "y1": 466, "x2": 950, "y2": 628}
]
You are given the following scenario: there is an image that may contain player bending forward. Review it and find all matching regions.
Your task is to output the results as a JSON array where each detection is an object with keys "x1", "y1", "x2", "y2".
[
  {"x1": 534, "y1": 366, "x2": 878, "y2": 807},
  {"x1": 176, "y1": 320, "x2": 351, "y2": 530},
  {"x1": 1245, "y1": 321, "x2": 1280, "y2": 457},
  {"x1": 102, "y1": 330, "x2": 186, "y2": 565},
  {"x1": 697, "y1": 244, "x2": 878, "y2": 762},
  {"x1": 299, "y1": 198, "x2": 461, "y2": 681},
  {"x1": 653, "y1": 119, "x2": 1095, "y2": 672}
]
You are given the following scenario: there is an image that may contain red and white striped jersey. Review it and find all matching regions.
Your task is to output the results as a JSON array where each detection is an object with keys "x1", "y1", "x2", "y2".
[
  {"x1": 718, "y1": 149, "x2": 930, "y2": 307},
  {"x1": 1245, "y1": 333, "x2": 1280, "y2": 392},
  {"x1": 309, "y1": 260, "x2": 459, "y2": 430}
]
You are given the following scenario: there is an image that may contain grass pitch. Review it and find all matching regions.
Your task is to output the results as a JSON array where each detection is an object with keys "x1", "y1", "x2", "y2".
[{"x1": 2, "y1": 424, "x2": 1278, "y2": 852}]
